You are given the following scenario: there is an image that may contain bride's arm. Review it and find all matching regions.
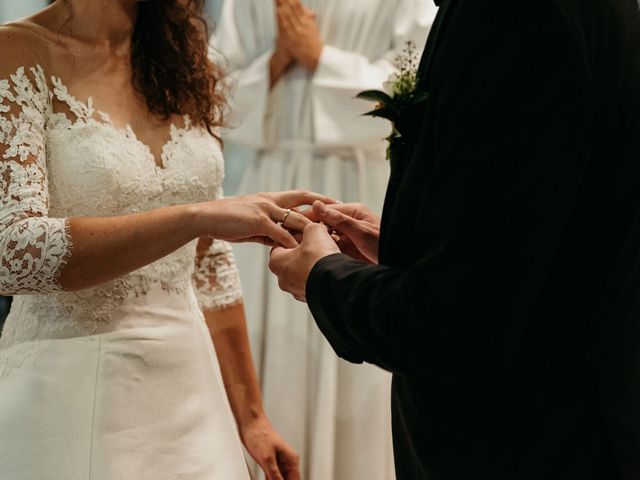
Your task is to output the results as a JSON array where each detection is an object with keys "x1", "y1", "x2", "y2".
[
  {"x1": 205, "y1": 303, "x2": 300, "y2": 479},
  {"x1": 58, "y1": 194, "x2": 309, "y2": 292},
  {"x1": 0, "y1": 50, "x2": 329, "y2": 295}
]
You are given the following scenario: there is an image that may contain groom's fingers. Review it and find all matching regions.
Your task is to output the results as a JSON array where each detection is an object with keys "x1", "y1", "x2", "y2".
[
  {"x1": 301, "y1": 223, "x2": 340, "y2": 254},
  {"x1": 313, "y1": 202, "x2": 362, "y2": 236},
  {"x1": 302, "y1": 206, "x2": 321, "y2": 222},
  {"x1": 269, "y1": 246, "x2": 290, "y2": 293},
  {"x1": 303, "y1": 201, "x2": 343, "y2": 222},
  {"x1": 268, "y1": 246, "x2": 288, "y2": 272}
]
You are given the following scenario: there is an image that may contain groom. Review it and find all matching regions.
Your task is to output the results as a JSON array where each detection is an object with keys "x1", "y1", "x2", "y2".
[{"x1": 270, "y1": 0, "x2": 640, "y2": 478}]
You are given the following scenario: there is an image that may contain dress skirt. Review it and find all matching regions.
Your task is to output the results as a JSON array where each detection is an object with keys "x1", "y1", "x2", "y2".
[{"x1": 0, "y1": 286, "x2": 250, "y2": 480}]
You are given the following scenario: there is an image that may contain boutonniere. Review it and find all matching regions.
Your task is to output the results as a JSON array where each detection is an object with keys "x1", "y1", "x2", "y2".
[{"x1": 357, "y1": 41, "x2": 428, "y2": 171}]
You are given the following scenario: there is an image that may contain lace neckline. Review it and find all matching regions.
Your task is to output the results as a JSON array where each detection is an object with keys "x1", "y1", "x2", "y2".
[{"x1": 42, "y1": 65, "x2": 193, "y2": 171}]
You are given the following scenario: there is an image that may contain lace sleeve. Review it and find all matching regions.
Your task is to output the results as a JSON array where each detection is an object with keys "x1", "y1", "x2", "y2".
[
  {"x1": 193, "y1": 236, "x2": 243, "y2": 312},
  {"x1": 0, "y1": 66, "x2": 72, "y2": 295}
]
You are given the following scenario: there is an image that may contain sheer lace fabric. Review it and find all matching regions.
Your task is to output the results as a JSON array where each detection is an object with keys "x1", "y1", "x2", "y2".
[
  {"x1": 0, "y1": 67, "x2": 71, "y2": 295},
  {"x1": 0, "y1": 65, "x2": 243, "y2": 377}
]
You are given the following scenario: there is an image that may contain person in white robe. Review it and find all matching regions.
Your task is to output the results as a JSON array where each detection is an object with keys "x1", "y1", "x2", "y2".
[{"x1": 214, "y1": 1, "x2": 436, "y2": 478}]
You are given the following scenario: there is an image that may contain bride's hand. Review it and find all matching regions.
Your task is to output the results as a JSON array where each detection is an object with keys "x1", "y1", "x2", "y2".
[
  {"x1": 197, "y1": 190, "x2": 336, "y2": 248},
  {"x1": 241, "y1": 416, "x2": 300, "y2": 480}
]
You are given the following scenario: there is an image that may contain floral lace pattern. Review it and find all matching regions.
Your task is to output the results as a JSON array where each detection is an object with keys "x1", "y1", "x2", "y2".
[
  {"x1": 194, "y1": 237, "x2": 243, "y2": 311},
  {"x1": 0, "y1": 67, "x2": 71, "y2": 294},
  {"x1": 0, "y1": 65, "x2": 243, "y2": 374}
]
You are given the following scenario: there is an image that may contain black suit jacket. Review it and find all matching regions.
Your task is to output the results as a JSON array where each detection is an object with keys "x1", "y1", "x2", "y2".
[{"x1": 306, "y1": 0, "x2": 640, "y2": 478}]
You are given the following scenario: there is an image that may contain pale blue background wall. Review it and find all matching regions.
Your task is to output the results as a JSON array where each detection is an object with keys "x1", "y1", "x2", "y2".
[{"x1": 0, "y1": 0, "x2": 47, "y2": 22}]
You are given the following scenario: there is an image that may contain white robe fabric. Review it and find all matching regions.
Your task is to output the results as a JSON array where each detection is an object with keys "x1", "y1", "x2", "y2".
[
  {"x1": 0, "y1": 0, "x2": 47, "y2": 24},
  {"x1": 214, "y1": 1, "x2": 436, "y2": 478}
]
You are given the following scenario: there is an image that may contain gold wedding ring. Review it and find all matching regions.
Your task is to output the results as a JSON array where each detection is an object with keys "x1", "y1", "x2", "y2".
[{"x1": 280, "y1": 208, "x2": 292, "y2": 227}]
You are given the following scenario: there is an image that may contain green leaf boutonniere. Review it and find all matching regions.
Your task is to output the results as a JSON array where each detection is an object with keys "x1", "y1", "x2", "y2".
[{"x1": 357, "y1": 41, "x2": 428, "y2": 172}]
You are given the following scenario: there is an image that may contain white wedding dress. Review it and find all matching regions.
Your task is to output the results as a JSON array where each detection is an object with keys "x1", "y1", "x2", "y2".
[{"x1": 0, "y1": 65, "x2": 250, "y2": 479}]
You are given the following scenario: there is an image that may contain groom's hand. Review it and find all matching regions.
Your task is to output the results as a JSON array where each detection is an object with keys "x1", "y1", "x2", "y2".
[
  {"x1": 269, "y1": 223, "x2": 340, "y2": 302},
  {"x1": 305, "y1": 201, "x2": 381, "y2": 264}
]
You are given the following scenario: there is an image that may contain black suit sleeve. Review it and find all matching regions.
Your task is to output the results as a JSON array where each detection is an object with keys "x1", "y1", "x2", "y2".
[{"x1": 306, "y1": 3, "x2": 592, "y2": 381}]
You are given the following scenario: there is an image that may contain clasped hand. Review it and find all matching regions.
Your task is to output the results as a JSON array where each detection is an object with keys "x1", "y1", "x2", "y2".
[
  {"x1": 269, "y1": 201, "x2": 381, "y2": 302},
  {"x1": 271, "y1": 0, "x2": 324, "y2": 83}
]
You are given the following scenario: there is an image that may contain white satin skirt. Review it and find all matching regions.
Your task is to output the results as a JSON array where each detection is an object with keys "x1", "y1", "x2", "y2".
[{"x1": 0, "y1": 286, "x2": 250, "y2": 480}]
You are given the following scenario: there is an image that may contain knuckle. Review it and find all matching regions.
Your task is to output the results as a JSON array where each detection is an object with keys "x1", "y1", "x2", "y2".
[
  {"x1": 255, "y1": 214, "x2": 270, "y2": 229},
  {"x1": 304, "y1": 222, "x2": 320, "y2": 233},
  {"x1": 257, "y1": 199, "x2": 273, "y2": 210}
]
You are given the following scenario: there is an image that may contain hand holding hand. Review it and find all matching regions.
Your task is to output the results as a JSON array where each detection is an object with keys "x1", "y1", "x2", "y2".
[
  {"x1": 269, "y1": 223, "x2": 341, "y2": 302},
  {"x1": 305, "y1": 201, "x2": 381, "y2": 264},
  {"x1": 242, "y1": 416, "x2": 300, "y2": 480},
  {"x1": 276, "y1": 0, "x2": 324, "y2": 71},
  {"x1": 198, "y1": 190, "x2": 336, "y2": 248}
]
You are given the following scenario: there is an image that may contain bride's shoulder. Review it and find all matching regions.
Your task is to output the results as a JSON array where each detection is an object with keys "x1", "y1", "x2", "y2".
[{"x1": 0, "y1": 20, "x2": 54, "y2": 79}]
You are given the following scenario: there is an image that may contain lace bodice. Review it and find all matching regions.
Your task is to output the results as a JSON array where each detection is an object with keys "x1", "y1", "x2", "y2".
[{"x1": 0, "y1": 65, "x2": 242, "y2": 353}]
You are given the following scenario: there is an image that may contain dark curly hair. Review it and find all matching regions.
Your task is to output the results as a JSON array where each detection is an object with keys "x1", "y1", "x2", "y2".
[
  {"x1": 60, "y1": 0, "x2": 227, "y2": 138},
  {"x1": 132, "y1": 0, "x2": 227, "y2": 137}
]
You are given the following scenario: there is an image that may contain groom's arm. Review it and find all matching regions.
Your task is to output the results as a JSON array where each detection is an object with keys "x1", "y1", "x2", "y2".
[{"x1": 303, "y1": 2, "x2": 592, "y2": 381}]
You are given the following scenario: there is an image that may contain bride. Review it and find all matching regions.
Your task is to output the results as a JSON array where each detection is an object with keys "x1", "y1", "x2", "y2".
[{"x1": 0, "y1": 0, "x2": 331, "y2": 478}]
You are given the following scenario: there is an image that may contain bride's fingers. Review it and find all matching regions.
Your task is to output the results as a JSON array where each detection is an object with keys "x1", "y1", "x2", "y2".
[
  {"x1": 267, "y1": 204, "x2": 311, "y2": 232},
  {"x1": 271, "y1": 190, "x2": 338, "y2": 209},
  {"x1": 288, "y1": 0, "x2": 305, "y2": 17},
  {"x1": 281, "y1": 210, "x2": 311, "y2": 232},
  {"x1": 260, "y1": 455, "x2": 284, "y2": 480},
  {"x1": 260, "y1": 206, "x2": 299, "y2": 248},
  {"x1": 263, "y1": 220, "x2": 299, "y2": 248}
]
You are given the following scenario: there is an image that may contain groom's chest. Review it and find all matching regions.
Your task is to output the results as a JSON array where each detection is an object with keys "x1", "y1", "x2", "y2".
[
  {"x1": 380, "y1": 0, "x2": 518, "y2": 266},
  {"x1": 379, "y1": 113, "x2": 438, "y2": 266},
  {"x1": 379, "y1": 0, "x2": 461, "y2": 266}
]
